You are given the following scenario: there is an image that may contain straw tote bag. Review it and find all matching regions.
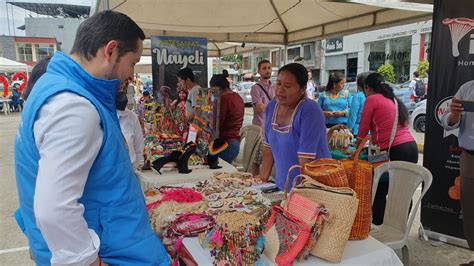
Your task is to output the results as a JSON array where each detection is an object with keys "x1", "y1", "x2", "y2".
[
  {"x1": 284, "y1": 174, "x2": 358, "y2": 263},
  {"x1": 290, "y1": 159, "x2": 349, "y2": 188},
  {"x1": 341, "y1": 98, "x2": 398, "y2": 240}
]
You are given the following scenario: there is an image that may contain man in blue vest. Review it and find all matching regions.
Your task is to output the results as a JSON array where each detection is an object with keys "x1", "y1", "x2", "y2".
[{"x1": 14, "y1": 11, "x2": 169, "y2": 265}]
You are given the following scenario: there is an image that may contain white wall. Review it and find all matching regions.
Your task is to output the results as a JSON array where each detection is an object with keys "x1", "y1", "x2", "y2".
[
  {"x1": 25, "y1": 18, "x2": 84, "y2": 54},
  {"x1": 321, "y1": 20, "x2": 433, "y2": 85}
]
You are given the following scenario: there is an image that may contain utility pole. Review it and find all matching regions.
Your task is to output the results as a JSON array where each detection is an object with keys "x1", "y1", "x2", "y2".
[{"x1": 6, "y1": 2, "x2": 11, "y2": 35}]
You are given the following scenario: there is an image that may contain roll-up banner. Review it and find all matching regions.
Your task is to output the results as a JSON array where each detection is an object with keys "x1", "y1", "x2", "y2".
[{"x1": 421, "y1": 0, "x2": 474, "y2": 247}]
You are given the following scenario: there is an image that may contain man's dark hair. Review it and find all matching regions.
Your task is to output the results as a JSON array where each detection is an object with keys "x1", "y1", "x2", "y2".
[
  {"x1": 258, "y1": 60, "x2": 271, "y2": 70},
  {"x1": 413, "y1": 71, "x2": 419, "y2": 78},
  {"x1": 177, "y1": 68, "x2": 196, "y2": 83},
  {"x1": 71, "y1": 10, "x2": 145, "y2": 61}
]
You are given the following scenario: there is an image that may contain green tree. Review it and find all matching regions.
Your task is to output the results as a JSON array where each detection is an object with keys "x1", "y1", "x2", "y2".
[
  {"x1": 221, "y1": 54, "x2": 243, "y2": 66},
  {"x1": 416, "y1": 60, "x2": 429, "y2": 79},
  {"x1": 377, "y1": 63, "x2": 396, "y2": 83}
]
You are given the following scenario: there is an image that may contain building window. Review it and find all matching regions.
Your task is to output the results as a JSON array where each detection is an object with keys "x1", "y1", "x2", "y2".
[
  {"x1": 17, "y1": 43, "x2": 33, "y2": 62},
  {"x1": 242, "y1": 56, "x2": 250, "y2": 69},
  {"x1": 287, "y1": 47, "x2": 301, "y2": 61},
  {"x1": 303, "y1": 44, "x2": 312, "y2": 60},
  {"x1": 367, "y1": 36, "x2": 411, "y2": 83},
  {"x1": 271, "y1": 50, "x2": 280, "y2": 67},
  {"x1": 35, "y1": 44, "x2": 55, "y2": 61}
]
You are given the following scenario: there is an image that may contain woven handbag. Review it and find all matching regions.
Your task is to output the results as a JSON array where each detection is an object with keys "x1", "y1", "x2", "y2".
[
  {"x1": 264, "y1": 205, "x2": 311, "y2": 266},
  {"x1": 289, "y1": 158, "x2": 349, "y2": 188},
  {"x1": 282, "y1": 192, "x2": 328, "y2": 261},
  {"x1": 340, "y1": 136, "x2": 374, "y2": 240},
  {"x1": 286, "y1": 175, "x2": 358, "y2": 263}
]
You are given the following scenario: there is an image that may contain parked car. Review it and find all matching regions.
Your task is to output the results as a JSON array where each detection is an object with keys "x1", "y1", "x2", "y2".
[
  {"x1": 343, "y1": 81, "x2": 416, "y2": 112},
  {"x1": 233, "y1": 82, "x2": 254, "y2": 106},
  {"x1": 410, "y1": 99, "x2": 426, "y2": 133},
  {"x1": 398, "y1": 80, "x2": 411, "y2": 89}
]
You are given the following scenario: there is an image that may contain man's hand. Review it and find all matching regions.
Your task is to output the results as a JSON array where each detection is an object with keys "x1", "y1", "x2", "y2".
[
  {"x1": 449, "y1": 97, "x2": 463, "y2": 126},
  {"x1": 255, "y1": 103, "x2": 266, "y2": 114}
]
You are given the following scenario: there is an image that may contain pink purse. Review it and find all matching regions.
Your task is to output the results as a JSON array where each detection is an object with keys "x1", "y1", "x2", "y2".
[
  {"x1": 283, "y1": 189, "x2": 328, "y2": 260},
  {"x1": 264, "y1": 205, "x2": 311, "y2": 266}
]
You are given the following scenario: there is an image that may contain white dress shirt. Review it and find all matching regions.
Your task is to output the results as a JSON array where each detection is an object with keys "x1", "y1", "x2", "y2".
[
  {"x1": 33, "y1": 92, "x2": 102, "y2": 265},
  {"x1": 118, "y1": 109, "x2": 144, "y2": 168}
]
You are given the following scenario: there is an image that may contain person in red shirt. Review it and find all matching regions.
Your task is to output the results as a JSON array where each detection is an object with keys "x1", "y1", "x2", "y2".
[
  {"x1": 358, "y1": 72, "x2": 418, "y2": 225},
  {"x1": 209, "y1": 71, "x2": 244, "y2": 163}
]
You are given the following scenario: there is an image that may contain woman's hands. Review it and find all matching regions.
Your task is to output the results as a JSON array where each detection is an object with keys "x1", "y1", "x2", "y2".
[{"x1": 323, "y1": 111, "x2": 346, "y2": 118}]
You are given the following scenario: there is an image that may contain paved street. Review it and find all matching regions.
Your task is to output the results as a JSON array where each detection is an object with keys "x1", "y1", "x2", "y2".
[{"x1": 1, "y1": 110, "x2": 471, "y2": 265}]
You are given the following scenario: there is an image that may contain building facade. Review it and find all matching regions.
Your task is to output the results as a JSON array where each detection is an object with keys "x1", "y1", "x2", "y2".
[
  {"x1": 321, "y1": 20, "x2": 432, "y2": 85},
  {"x1": 24, "y1": 17, "x2": 84, "y2": 54},
  {"x1": 0, "y1": 36, "x2": 57, "y2": 66}
]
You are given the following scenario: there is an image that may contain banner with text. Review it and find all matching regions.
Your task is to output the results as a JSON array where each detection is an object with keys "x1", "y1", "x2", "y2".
[
  {"x1": 151, "y1": 36, "x2": 208, "y2": 101},
  {"x1": 421, "y1": 0, "x2": 474, "y2": 240}
]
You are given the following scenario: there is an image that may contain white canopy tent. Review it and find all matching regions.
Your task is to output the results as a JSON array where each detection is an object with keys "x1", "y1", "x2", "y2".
[
  {"x1": 93, "y1": 0, "x2": 433, "y2": 57},
  {"x1": 0, "y1": 57, "x2": 32, "y2": 73}
]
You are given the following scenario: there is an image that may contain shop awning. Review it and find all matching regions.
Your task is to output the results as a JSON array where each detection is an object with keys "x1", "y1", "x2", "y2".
[{"x1": 93, "y1": 0, "x2": 432, "y2": 57}]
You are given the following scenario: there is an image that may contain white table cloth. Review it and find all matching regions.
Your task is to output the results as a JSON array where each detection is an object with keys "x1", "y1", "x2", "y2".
[
  {"x1": 136, "y1": 158, "x2": 237, "y2": 191},
  {"x1": 183, "y1": 235, "x2": 402, "y2": 266}
]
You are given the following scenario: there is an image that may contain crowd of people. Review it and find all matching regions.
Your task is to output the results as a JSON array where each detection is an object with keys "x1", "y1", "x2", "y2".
[{"x1": 11, "y1": 9, "x2": 473, "y2": 266}]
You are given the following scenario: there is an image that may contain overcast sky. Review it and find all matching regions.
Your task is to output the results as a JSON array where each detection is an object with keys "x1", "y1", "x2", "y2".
[{"x1": 0, "y1": 0, "x2": 93, "y2": 36}]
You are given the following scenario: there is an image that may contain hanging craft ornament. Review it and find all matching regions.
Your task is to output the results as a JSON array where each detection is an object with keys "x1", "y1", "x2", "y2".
[
  {"x1": 11, "y1": 72, "x2": 27, "y2": 93},
  {"x1": 0, "y1": 75, "x2": 9, "y2": 96}
]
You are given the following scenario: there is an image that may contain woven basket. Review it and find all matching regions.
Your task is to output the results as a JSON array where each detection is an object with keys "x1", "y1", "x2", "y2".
[
  {"x1": 341, "y1": 136, "x2": 374, "y2": 240},
  {"x1": 301, "y1": 158, "x2": 350, "y2": 187},
  {"x1": 284, "y1": 174, "x2": 358, "y2": 263}
]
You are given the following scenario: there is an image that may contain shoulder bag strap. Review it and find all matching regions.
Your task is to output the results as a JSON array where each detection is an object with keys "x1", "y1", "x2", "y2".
[
  {"x1": 387, "y1": 98, "x2": 399, "y2": 156},
  {"x1": 256, "y1": 83, "x2": 272, "y2": 101}
]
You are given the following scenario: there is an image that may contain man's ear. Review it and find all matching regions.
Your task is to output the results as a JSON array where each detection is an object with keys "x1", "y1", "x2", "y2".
[{"x1": 103, "y1": 40, "x2": 119, "y2": 62}]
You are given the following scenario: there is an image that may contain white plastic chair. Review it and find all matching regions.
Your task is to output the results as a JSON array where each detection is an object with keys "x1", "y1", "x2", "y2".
[
  {"x1": 235, "y1": 125, "x2": 262, "y2": 172},
  {"x1": 370, "y1": 161, "x2": 433, "y2": 266}
]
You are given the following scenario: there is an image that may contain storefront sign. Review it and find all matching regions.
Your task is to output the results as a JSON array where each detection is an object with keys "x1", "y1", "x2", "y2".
[
  {"x1": 422, "y1": 0, "x2": 474, "y2": 243},
  {"x1": 367, "y1": 51, "x2": 409, "y2": 62},
  {"x1": 151, "y1": 36, "x2": 208, "y2": 100},
  {"x1": 376, "y1": 29, "x2": 418, "y2": 40},
  {"x1": 325, "y1": 37, "x2": 343, "y2": 53}
]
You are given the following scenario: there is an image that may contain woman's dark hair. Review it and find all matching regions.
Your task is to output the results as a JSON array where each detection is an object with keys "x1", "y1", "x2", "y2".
[
  {"x1": 222, "y1": 69, "x2": 229, "y2": 78},
  {"x1": 356, "y1": 71, "x2": 373, "y2": 92},
  {"x1": 365, "y1": 72, "x2": 409, "y2": 125},
  {"x1": 325, "y1": 72, "x2": 345, "y2": 91},
  {"x1": 70, "y1": 10, "x2": 145, "y2": 61},
  {"x1": 23, "y1": 57, "x2": 51, "y2": 101},
  {"x1": 177, "y1": 67, "x2": 196, "y2": 82},
  {"x1": 210, "y1": 74, "x2": 229, "y2": 91},
  {"x1": 277, "y1": 63, "x2": 307, "y2": 89}
]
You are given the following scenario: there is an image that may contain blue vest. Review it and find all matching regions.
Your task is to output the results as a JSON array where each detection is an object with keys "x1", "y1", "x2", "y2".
[{"x1": 14, "y1": 52, "x2": 169, "y2": 265}]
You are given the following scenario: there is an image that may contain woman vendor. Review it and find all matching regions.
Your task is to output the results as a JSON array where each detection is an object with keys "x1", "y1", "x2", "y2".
[
  {"x1": 318, "y1": 72, "x2": 351, "y2": 128},
  {"x1": 257, "y1": 63, "x2": 330, "y2": 191}
]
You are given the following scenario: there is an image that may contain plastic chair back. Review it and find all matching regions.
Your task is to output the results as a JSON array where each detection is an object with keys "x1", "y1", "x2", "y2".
[
  {"x1": 372, "y1": 161, "x2": 433, "y2": 244},
  {"x1": 238, "y1": 125, "x2": 262, "y2": 172}
]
